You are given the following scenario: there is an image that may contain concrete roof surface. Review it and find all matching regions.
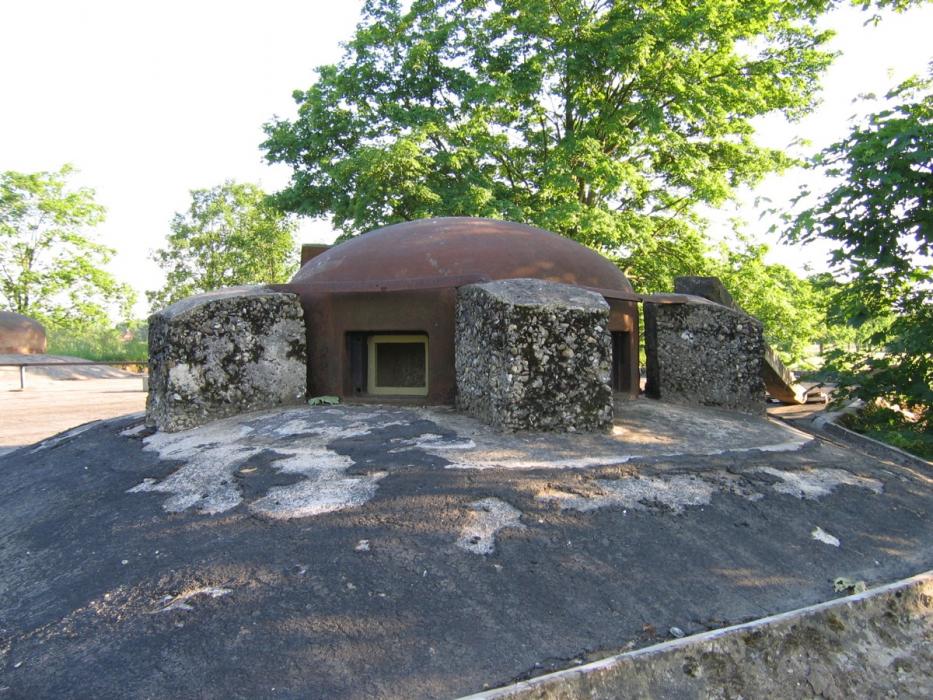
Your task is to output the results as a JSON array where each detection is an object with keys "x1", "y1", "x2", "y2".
[{"x1": 0, "y1": 400, "x2": 930, "y2": 699}]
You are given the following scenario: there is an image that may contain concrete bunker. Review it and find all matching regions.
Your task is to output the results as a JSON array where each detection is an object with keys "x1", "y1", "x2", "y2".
[
  {"x1": 146, "y1": 217, "x2": 803, "y2": 433},
  {"x1": 280, "y1": 217, "x2": 640, "y2": 405},
  {"x1": 0, "y1": 311, "x2": 47, "y2": 355}
]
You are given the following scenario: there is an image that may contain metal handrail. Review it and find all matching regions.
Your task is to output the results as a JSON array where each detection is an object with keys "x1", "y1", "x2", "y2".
[{"x1": 0, "y1": 360, "x2": 148, "y2": 390}]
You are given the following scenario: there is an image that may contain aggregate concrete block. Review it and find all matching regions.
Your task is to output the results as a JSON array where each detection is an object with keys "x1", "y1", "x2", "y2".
[
  {"x1": 146, "y1": 286, "x2": 307, "y2": 432},
  {"x1": 675, "y1": 275, "x2": 807, "y2": 404},
  {"x1": 644, "y1": 299, "x2": 765, "y2": 414},
  {"x1": 673, "y1": 276, "x2": 737, "y2": 309},
  {"x1": 456, "y1": 278, "x2": 612, "y2": 432}
]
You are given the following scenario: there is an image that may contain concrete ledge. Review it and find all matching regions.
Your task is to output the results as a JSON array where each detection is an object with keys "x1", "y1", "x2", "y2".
[
  {"x1": 461, "y1": 571, "x2": 933, "y2": 699},
  {"x1": 812, "y1": 410, "x2": 931, "y2": 470}
]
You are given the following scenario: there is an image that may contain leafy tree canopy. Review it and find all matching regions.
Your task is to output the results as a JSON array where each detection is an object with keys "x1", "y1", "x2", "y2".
[
  {"x1": 0, "y1": 165, "x2": 134, "y2": 330},
  {"x1": 263, "y1": 0, "x2": 840, "y2": 292},
  {"x1": 788, "y1": 71, "x2": 932, "y2": 283},
  {"x1": 707, "y1": 239, "x2": 822, "y2": 365},
  {"x1": 149, "y1": 181, "x2": 298, "y2": 311},
  {"x1": 787, "y1": 70, "x2": 932, "y2": 454}
]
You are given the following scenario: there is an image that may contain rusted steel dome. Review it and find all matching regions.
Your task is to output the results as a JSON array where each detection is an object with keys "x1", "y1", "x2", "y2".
[
  {"x1": 282, "y1": 217, "x2": 639, "y2": 404},
  {"x1": 290, "y1": 217, "x2": 634, "y2": 294},
  {"x1": 0, "y1": 311, "x2": 47, "y2": 355}
]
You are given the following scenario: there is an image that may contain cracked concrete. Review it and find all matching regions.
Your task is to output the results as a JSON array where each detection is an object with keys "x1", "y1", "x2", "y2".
[
  {"x1": 755, "y1": 466, "x2": 883, "y2": 499},
  {"x1": 457, "y1": 498, "x2": 525, "y2": 555},
  {"x1": 0, "y1": 398, "x2": 928, "y2": 700},
  {"x1": 123, "y1": 400, "x2": 816, "y2": 523}
]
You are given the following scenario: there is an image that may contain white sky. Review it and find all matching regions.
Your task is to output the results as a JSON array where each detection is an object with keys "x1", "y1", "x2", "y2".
[{"x1": 1, "y1": 1, "x2": 931, "y2": 314}]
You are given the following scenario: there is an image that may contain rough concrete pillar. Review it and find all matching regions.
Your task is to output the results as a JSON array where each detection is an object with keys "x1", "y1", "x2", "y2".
[
  {"x1": 456, "y1": 278, "x2": 613, "y2": 432},
  {"x1": 146, "y1": 286, "x2": 307, "y2": 432},
  {"x1": 675, "y1": 276, "x2": 808, "y2": 405},
  {"x1": 644, "y1": 299, "x2": 765, "y2": 414}
]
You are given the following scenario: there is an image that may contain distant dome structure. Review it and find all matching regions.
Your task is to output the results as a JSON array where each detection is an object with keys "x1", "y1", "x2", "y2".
[
  {"x1": 283, "y1": 217, "x2": 640, "y2": 403},
  {"x1": 0, "y1": 311, "x2": 47, "y2": 355}
]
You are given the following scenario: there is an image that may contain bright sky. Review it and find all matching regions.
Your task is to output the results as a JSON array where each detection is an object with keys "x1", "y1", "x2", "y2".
[{"x1": 1, "y1": 1, "x2": 931, "y2": 315}]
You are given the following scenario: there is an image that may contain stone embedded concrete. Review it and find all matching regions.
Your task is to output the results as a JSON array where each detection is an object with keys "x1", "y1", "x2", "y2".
[
  {"x1": 455, "y1": 278, "x2": 613, "y2": 432},
  {"x1": 675, "y1": 276, "x2": 808, "y2": 405},
  {"x1": 644, "y1": 299, "x2": 765, "y2": 414},
  {"x1": 146, "y1": 286, "x2": 307, "y2": 432},
  {"x1": 673, "y1": 276, "x2": 737, "y2": 309}
]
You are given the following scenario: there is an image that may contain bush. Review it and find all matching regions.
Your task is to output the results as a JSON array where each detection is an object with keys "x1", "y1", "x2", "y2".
[
  {"x1": 46, "y1": 322, "x2": 148, "y2": 362},
  {"x1": 840, "y1": 402, "x2": 932, "y2": 461}
]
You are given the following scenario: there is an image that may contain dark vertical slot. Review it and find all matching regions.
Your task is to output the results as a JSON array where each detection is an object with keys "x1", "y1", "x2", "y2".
[
  {"x1": 611, "y1": 331, "x2": 631, "y2": 393},
  {"x1": 347, "y1": 332, "x2": 368, "y2": 394}
]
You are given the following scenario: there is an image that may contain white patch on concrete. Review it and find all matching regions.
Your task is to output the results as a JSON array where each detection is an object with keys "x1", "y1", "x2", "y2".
[
  {"x1": 120, "y1": 423, "x2": 148, "y2": 437},
  {"x1": 409, "y1": 401, "x2": 813, "y2": 471},
  {"x1": 128, "y1": 478, "x2": 157, "y2": 491},
  {"x1": 540, "y1": 475, "x2": 718, "y2": 514},
  {"x1": 456, "y1": 498, "x2": 525, "y2": 555},
  {"x1": 811, "y1": 527, "x2": 840, "y2": 547},
  {"x1": 391, "y1": 433, "x2": 476, "y2": 451},
  {"x1": 756, "y1": 467, "x2": 883, "y2": 499},
  {"x1": 250, "y1": 472, "x2": 387, "y2": 520},
  {"x1": 439, "y1": 434, "x2": 811, "y2": 472},
  {"x1": 28, "y1": 423, "x2": 97, "y2": 453},
  {"x1": 159, "y1": 586, "x2": 231, "y2": 612},
  {"x1": 168, "y1": 362, "x2": 204, "y2": 395},
  {"x1": 128, "y1": 408, "x2": 394, "y2": 518},
  {"x1": 445, "y1": 453, "x2": 637, "y2": 471},
  {"x1": 706, "y1": 439, "x2": 812, "y2": 456},
  {"x1": 439, "y1": 439, "x2": 813, "y2": 471}
]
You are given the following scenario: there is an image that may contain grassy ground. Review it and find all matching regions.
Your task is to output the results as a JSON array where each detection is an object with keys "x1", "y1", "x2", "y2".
[{"x1": 46, "y1": 326, "x2": 147, "y2": 362}]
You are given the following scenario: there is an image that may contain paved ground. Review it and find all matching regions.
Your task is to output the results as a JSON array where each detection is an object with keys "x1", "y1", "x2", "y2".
[
  {"x1": 0, "y1": 398, "x2": 929, "y2": 699},
  {"x1": 0, "y1": 355, "x2": 145, "y2": 454}
]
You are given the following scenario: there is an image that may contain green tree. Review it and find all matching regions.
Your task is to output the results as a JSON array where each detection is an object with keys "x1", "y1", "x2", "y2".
[
  {"x1": 707, "y1": 240, "x2": 822, "y2": 365},
  {"x1": 0, "y1": 165, "x2": 134, "y2": 330},
  {"x1": 787, "y1": 71, "x2": 932, "y2": 457},
  {"x1": 149, "y1": 181, "x2": 299, "y2": 310},
  {"x1": 263, "y1": 0, "x2": 840, "y2": 292}
]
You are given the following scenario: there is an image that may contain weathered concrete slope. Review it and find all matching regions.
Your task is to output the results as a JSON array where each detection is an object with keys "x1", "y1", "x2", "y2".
[
  {"x1": 674, "y1": 277, "x2": 809, "y2": 405},
  {"x1": 464, "y1": 571, "x2": 933, "y2": 700}
]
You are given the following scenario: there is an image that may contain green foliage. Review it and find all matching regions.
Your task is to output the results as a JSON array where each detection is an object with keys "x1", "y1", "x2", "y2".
[
  {"x1": 707, "y1": 240, "x2": 822, "y2": 365},
  {"x1": 149, "y1": 181, "x2": 298, "y2": 310},
  {"x1": 840, "y1": 400, "x2": 932, "y2": 460},
  {"x1": 787, "y1": 71, "x2": 932, "y2": 454},
  {"x1": 0, "y1": 165, "x2": 134, "y2": 330},
  {"x1": 789, "y1": 73, "x2": 932, "y2": 279},
  {"x1": 263, "y1": 0, "x2": 838, "y2": 292},
  {"x1": 46, "y1": 321, "x2": 148, "y2": 362}
]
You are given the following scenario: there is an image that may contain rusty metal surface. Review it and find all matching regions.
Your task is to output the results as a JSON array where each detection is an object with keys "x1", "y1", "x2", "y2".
[
  {"x1": 300, "y1": 244, "x2": 330, "y2": 267},
  {"x1": 291, "y1": 218, "x2": 634, "y2": 293},
  {"x1": 283, "y1": 218, "x2": 640, "y2": 403},
  {"x1": 638, "y1": 293, "x2": 691, "y2": 304}
]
